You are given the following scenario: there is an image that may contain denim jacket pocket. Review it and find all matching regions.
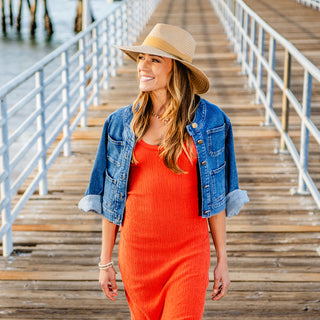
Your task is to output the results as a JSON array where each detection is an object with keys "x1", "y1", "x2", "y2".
[
  {"x1": 210, "y1": 162, "x2": 226, "y2": 202},
  {"x1": 107, "y1": 134, "x2": 124, "y2": 176},
  {"x1": 103, "y1": 169, "x2": 117, "y2": 208},
  {"x1": 207, "y1": 124, "x2": 225, "y2": 169}
]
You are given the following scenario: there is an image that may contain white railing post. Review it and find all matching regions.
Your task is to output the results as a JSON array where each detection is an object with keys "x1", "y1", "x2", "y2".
[
  {"x1": 110, "y1": 14, "x2": 117, "y2": 77},
  {"x1": 235, "y1": 2, "x2": 241, "y2": 57},
  {"x1": 255, "y1": 26, "x2": 265, "y2": 104},
  {"x1": 248, "y1": 19, "x2": 257, "y2": 89},
  {"x1": 228, "y1": 0, "x2": 234, "y2": 41},
  {"x1": 0, "y1": 97, "x2": 13, "y2": 257},
  {"x1": 92, "y1": 26, "x2": 100, "y2": 106},
  {"x1": 241, "y1": 12, "x2": 249, "y2": 75},
  {"x1": 223, "y1": 1, "x2": 229, "y2": 38},
  {"x1": 138, "y1": 0, "x2": 142, "y2": 28},
  {"x1": 131, "y1": 1, "x2": 136, "y2": 40},
  {"x1": 238, "y1": 7, "x2": 244, "y2": 64},
  {"x1": 102, "y1": 19, "x2": 109, "y2": 90},
  {"x1": 131, "y1": 1, "x2": 136, "y2": 44},
  {"x1": 229, "y1": 0, "x2": 234, "y2": 39},
  {"x1": 137, "y1": 1, "x2": 141, "y2": 37},
  {"x1": 138, "y1": 0, "x2": 143, "y2": 31},
  {"x1": 127, "y1": 1, "x2": 133, "y2": 45},
  {"x1": 79, "y1": 36, "x2": 88, "y2": 127},
  {"x1": 122, "y1": 2, "x2": 128, "y2": 47},
  {"x1": 61, "y1": 51, "x2": 72, "y2": 157},
  {"x1": 234, "y1": 1, "x2": 238, "y2": 41},
  {"x1": 137, "y1": 0, "x2": 142, "y2": 33},
  {"x1": 231, "y1": 0, "x2": 236, "y2": 42},
  {"x1": 298, "y1": 70, "x2": 312, "y2": 194},
  {"x1": 280, "y1": 50, "x2": 292, "y2": 152},
  {"x1": 35, "y1": 70, "x2": 48, "y2": 195},
  {"x1": 116, "y1": 8, "x2": 123, "y2": 67},
  {"x1": 264, "y1": 36, "x2": 276, "y2": 126}
]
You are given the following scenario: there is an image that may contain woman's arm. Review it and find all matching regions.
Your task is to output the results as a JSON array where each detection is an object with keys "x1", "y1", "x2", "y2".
[
  {"x1": 208, "y1": 210, "x2": 230, "y2": 301},
  {"x1": 99, "y1": 217, "x2": 120, "y2": 301}
]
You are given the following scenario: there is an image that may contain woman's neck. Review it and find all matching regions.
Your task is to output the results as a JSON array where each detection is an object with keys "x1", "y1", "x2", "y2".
[{"x1": 150, "y1": 91, "x2": 169, "y2": 115}]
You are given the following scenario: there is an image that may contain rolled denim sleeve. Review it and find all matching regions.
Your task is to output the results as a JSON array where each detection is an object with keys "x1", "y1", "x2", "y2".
[
  {"x1": 226, "y1": 189, "x2": 249, "y2": 217},
  {"x1": 224, "y1": 118, "x2": 249, "y2": 217},
  {"x1": 78, "y1": 118, "x2": 109, "y2": 214}
]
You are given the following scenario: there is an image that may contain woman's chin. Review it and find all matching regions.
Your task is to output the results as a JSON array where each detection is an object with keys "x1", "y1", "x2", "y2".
[{"x1": 139, "y1": 85, "x2": 152, "y2": 92}]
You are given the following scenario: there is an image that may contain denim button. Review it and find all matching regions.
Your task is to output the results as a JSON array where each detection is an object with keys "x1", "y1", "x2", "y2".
[
  {"x1": 197, "y1": 140, "x2": 203, "y2": 145},
  {"x1": 192, "y1": 122, "x2": 198, "y2": 129},
  {"x1": 204, "y1": 185, "x2": 209, "y2": 188},
  {"x1": 204, "y1": 210, "x2": 210, "y2": 214},
  {"x1": 201, "y1": 161, "x2": 207, "y2": 165}
]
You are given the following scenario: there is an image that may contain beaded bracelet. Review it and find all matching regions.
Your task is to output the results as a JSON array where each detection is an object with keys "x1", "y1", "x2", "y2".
[{"x1": 98, "y1": 261, "x2": 113, "y2": 270}]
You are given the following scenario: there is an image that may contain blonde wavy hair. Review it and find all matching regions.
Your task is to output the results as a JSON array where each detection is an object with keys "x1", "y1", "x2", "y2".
[{"x1": 131, "y1": 60, "x2": 200, "y2": 173}]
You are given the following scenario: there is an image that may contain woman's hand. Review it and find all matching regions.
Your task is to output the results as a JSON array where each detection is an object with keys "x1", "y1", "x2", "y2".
[
  {"x1": 212, "y1": 259, "x2": 230, "y2": 301},
  {"x1": 99, "y1": 217, "x2": 120, "y2": 301},
  {"x1": 208, "y1": 210, "x2": 230, "y2": 301},
  {"x1": 99, "y1": 267, "x2": 118, "y2": 301}
]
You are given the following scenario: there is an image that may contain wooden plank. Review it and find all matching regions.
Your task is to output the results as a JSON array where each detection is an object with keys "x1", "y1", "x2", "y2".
[
  {"x1": 227, "y1": 224, "x2": 320, "y2": 233},
  {"x1": 1, "y1": 270, "x2": 320, "y2": 282},
  {"x1": 6, "y1": 223, "x2": 320, "y2": 233}
]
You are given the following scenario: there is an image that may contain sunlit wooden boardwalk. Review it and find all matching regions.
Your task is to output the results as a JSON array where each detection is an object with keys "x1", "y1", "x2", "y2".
[
  {"x1": 244, "y1": 0, "x2": 320, "y2": 69},
  {"x1": 1, "y1": 0, "x2": 320, "y2": 319}
]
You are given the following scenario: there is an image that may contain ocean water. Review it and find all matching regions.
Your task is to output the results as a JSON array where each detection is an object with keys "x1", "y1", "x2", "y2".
[
  {"x1": 0, "y1": 0, "x2": 119, "y2": 87},
  {"x1": 0, "y1": 0, "x2": 120, "y2": 180}
]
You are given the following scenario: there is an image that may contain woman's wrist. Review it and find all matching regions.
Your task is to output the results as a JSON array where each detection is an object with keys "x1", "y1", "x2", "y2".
[
  {"x1": 100, "y1": 256, "x2": 112, "y2": 264},
  {"x1": 99, "y1": 261, "x2": 114, "y2": 269},
  {"x1": 216, "y1": 251, "x2": 228, "y2": 263},
  {"x1": 98, "y1": 260, "x2": 117, "y2": 274}
]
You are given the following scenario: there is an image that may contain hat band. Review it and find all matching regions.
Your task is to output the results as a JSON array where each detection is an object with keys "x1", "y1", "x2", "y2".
[{"x1": 142, "y1": 36, "x2": 193, "y2": 64}]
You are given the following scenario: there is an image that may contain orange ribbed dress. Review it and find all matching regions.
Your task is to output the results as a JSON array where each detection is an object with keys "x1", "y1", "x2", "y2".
[{"x1": 118, "y1": 140, "x2": 210, "y2": 320}]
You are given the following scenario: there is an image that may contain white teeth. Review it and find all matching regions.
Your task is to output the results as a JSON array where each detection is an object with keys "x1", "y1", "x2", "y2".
[{"x1": 140, "y1": 76, "x2": 153, "y2": 81}]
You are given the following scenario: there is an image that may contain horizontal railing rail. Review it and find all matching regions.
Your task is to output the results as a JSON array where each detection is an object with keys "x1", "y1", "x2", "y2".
[
  {"x1": 295, "y1": 0, "x2": 320, "y2": 10},
  {"x1": 0, "y1": 0, "x2": 160, "y2": 257},
  {"x1": 211, "y1": 0, "x2": 320, "y2": 209}
]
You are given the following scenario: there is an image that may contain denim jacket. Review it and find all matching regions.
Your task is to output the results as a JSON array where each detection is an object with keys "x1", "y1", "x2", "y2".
[{"x1": 78, "y1": 98, "x2": 249, "y2": 225}]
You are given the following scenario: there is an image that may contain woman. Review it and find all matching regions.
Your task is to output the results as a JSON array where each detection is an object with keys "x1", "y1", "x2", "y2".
[{"x1": 79, "y1": 23, "x2": 249, "y2": 319}]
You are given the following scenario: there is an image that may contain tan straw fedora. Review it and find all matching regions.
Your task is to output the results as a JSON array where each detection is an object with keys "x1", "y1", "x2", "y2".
[{"x1": 115, "y1": 23, "x2": 210, "y2": 94}]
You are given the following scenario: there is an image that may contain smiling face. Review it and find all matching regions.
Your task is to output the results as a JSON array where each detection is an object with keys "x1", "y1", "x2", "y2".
[{"x1": 137, "y1": 54, "x2": 173, "y2": 97}]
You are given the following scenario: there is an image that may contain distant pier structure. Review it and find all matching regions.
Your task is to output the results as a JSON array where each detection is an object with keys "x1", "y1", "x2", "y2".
[
  {"x1": 0, "y1": 0, "x2": 97, "y2": 36},
  {"x1": 1, "y1": 0, "x2": 53, "y2": 36}
]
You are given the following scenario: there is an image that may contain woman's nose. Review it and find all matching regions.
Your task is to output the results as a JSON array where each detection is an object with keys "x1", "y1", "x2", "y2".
[{"x1": 138, "y1": 59, "x2": 150, "y2": 71}]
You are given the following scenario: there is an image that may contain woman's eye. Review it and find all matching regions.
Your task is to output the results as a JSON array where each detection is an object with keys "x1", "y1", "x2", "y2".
[{"x1": 152, "y1": 59, "x2": 160, "y2": 63}]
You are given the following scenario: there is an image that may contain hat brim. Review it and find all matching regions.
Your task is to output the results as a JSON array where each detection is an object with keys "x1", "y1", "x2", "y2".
[{"x1": 115, "y1": 44, "x2": 210, "y2": 94}]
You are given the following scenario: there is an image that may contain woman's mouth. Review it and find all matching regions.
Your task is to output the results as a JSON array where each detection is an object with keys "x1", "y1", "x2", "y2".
[{"x1": 140, "y1": 76, "x2": 154, "y2": 82}]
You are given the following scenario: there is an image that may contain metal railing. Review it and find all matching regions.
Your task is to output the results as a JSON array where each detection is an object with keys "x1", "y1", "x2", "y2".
[
  {"x1": 211, "y1": 0, "x2": 320, "y2": 209},
  {"x1": 0, "y1": 0, "x2": 160, "y2": 257},
  {"x1": 295, "y1": 0, "x2": 320, "y2": 10}
]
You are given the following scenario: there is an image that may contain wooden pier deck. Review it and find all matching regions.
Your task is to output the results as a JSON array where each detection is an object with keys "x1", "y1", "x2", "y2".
[
  {"x1": 1, "y1": 0, "x2": 320, "y2": 319},
  {"x1": 244, "y1": 0, "x2": 320, "y2": 69}
]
